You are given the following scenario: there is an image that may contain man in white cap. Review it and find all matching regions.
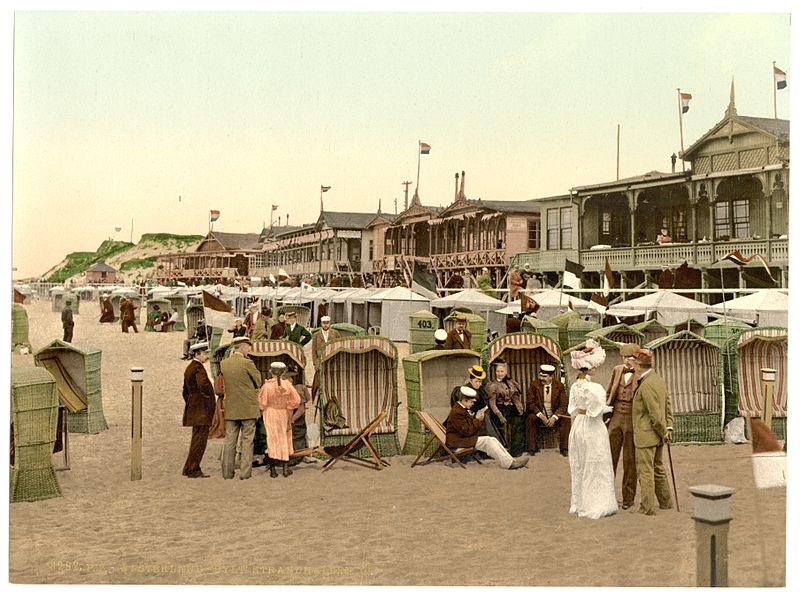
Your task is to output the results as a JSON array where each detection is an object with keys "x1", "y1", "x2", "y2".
[
  {"x1": 181, "y1": 341, "x2": 216, "y2": 478},
  {"x1": 445, "y1": 386, "x2": 529, "y2": 469},
  {"x1": 219, "y1": 336, "x2": 262, "y2": 480},
  {"x1": 525, "y1": 363, "x2": 570, "y2": 456},
  {"x1": 432, "y1": 328, "x2": 448, "y2": 350},
  {"x1": 310, "y1": 315, "x2": 339, "y2": 402}
]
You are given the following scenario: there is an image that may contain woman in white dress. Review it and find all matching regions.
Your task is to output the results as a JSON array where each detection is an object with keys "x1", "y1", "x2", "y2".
[{"x1": 568, "y1": 339, "x2": 618, "y2": 519}]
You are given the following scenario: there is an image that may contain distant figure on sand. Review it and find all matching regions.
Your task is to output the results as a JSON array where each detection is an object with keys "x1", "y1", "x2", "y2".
[
  {"x1": 181, "y1": 341, "x2": 215, "y2": 478},
  {"x1": 120, "y1": 295, "x2": 138, "y2": 333},
  {"x1": 99, "y1": 294, "x2": 115, "y2": 323},
  {"x1": 567, "y1": 339, "x2": 618, "y2": 519},
  {"x1": 258, "y1": 362, "x2": 302, "y2": 478},
  {"x1": 61, "y1": 299, "x2": 74, "y2": 342}
]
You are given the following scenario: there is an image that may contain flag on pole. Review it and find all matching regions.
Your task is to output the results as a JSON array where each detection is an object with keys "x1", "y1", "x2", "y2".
[
  {"x1": 271, "y1": 204, "x2": 278, "y2": 211},
  {"x1": 321, "y1": 185, "x2": 331, "y2": 192},
  {"x1": 720, "y1": 250, "x2": 777, "y2": 283},
  {"x1": 202, "y1": 290, "x2": 234, "y2": 330},
  {"x1": 774, "y1": 66, "x2": 787, "y2": 90},
  {"x1": 114, "y1": 227, "x2": 122, "y2": 232},
  {"x1": 750, "y1": 418, "x2": 786, "y2": 489},
  {"x1": 679, "y1": 92, "x2": 692, "y2": 113},
  {"x1": 209, "y1": 210, "x2": 220, "y2": 222},
  {"x1": 419, "y1": 142, "x2": 431, "y2": 155},
  {"x1": 520, "y1": 291, "x2": 540, "y2": 315},
  {"x1": 603, "y1": 257, "x2": 614, "y2": 297},
  {"x1": 269, "y1": 273, "x2": 276, "y2": 284},
  {"x1": 563, "y1": 259, "x2": 584, "y2": 289},
  {"x1": 588, "y1": 293, "x2": 609, "y2": 315}
]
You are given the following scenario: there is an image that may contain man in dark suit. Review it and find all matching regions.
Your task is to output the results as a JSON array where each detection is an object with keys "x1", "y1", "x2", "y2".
[
  {"x1": 181, "y1": 341, "x2": 216, "y2": 478},
  {"x1": 445, "y1": 386, "x2": 528, "y2": 469},
  {"x1": 525, "y1": 364, "x2": 570, "y2": 456},
  {"x1": 605, "y1": 343, "x2": 640, "y2": 509},
  {"x1": 61, "y1": 299, "x2": 74, "y2": 342},
  {"x1": 444, "y1": 313, "x2": 471, "y2": 349},
  {"x1": 505, "y1": 312, "x2": 522, "y2": 334},
  {"x1": 631, "y1": 348, "x2": 674, "y2": 515},
  {"x1": 284, "y1": 311, "x2": 312, "y2": 346}
]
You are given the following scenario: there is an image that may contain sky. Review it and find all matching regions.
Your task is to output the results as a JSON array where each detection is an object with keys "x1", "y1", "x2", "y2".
[{"x1": 6, "y1": 4, "x2": 794, "y2": 280}]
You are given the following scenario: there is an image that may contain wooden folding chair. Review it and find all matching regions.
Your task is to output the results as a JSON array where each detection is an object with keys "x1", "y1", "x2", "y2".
[
  {"x1": 321, "y1": 411, "x2": 390, "y2": 472},
  {"x1": 411, "y1": 410, "x2": 482, "y2": 469}
]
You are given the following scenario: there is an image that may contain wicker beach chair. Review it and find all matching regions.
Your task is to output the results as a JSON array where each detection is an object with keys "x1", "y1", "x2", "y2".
[
  {"x1": 321, "y1": 411, "x2": 390, "y2": 472},
  {"x1": 410, "y1": 410, "x2": 481, "y2": 468}
]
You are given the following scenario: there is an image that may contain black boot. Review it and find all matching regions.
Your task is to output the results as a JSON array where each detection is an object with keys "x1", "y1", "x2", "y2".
[
  {"x1": 269, "y1": 459, "x2": 278, "y2": 478},
  {"x1": 282, "y1": 461, "x2": 292, "y2": 477}
]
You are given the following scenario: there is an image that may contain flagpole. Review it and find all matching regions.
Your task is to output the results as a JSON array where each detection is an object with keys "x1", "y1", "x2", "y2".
[
  {"x1": 616, "y1": 124, "x2": 620, "y2": 181},
  {"x1": 773, "y1": 61, "x2": 778, "y2": 119},
  {"x1": 416, "y1": 140, "x2": 421, "y2": 193},
  {"x1": 320, "y1": 186, "x2": 324, "y2": 212},
  {"x1": 677, "y1": 88, "x2": 686, "y2": 172}
]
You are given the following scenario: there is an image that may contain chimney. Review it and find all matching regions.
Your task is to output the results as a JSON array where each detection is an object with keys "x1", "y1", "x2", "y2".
[
  {"x1": 459, "y1": 171, "x2": 466, "y2": 199},
  {"x1": 286, "y1": 214, "x2": 289, "y2": 227},
  {"x1": 454, "y1": 172, "x2": 460, "y2": 201},
  {"x1": 671, "y1": 153, "x2": 677, "y2": 173},
  {"x1": 278, "y1": 216, "x2": 282, "y2": 227}
]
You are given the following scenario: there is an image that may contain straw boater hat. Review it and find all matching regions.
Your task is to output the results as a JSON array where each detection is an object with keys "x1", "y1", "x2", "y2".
[
  {"x1": 468, "y1": 365, "x2": 486, "y2": 380},
  {"x1": 190, "y1": 341, "x2": 209, "y2": 354},
  {"x1": 434, "y1": 328, "x2": 447, "y2": 342},
  {"x1": 570, "y1": 338, "x2": 606, "y2": 370},
  {"x1": 620, "y1": 343, "x2": 640, "y2": 357},
  {"x1": 286, "y1": 311, "x2": 296, "y2": 318},
  {"x1": 231, "y1": 336, "x2": 252, "y2": 347},
  {"x1": 459, "y1": 386, "x2": 477, "y2": 399},
  {"x1": 454, "y1": 313, "x2": 467, "y2": 322}
]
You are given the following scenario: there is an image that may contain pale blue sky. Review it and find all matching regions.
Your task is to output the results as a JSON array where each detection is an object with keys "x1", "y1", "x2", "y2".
[{"x1": 9, "y1": 8, "x2": 793, "y2": 279}]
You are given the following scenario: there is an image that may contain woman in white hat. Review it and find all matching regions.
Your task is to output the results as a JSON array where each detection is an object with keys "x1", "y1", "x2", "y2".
[
  {"x1": 258, "y1": 361, "x2": 302, "y2": 478},
  {"x1": 567, "y1": 339, "x2": 618, "y2": 519}
]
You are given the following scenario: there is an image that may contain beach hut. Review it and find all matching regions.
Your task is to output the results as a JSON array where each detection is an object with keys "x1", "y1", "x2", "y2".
[
  {"x1": 709, "y1": 290, "x2": 788, "y2": 328},
  {"x1": 401, "y1": 349, "x2": 482, "y2": 456},
  {"x1": 566, "y1": 318, "x2": 601, "y2": 349},
  {"x1": 34, "y1": 339, "x2": 108, "y2": 434},
  {"x1": 731, "y1": 327, "x2": 788, "y2": 439},
  {"x1": 329, "y1": 288, "x2": 361, "y2": 324},
  {"x1": 12, "y1": 304, "x2": 33, "y2": 352},
  {"x1": 482, "y1": 332, "x2": 563, "y2": 401},
  {"x1": 669, "y1": 318, "x2": 706, "y2": 336},
  {"x1": 409, "y1": 310, "x2": 440, "y2": 353},
  {"x1": 164, "y1": 293, "x2": 188, "y2": 331},
  {"x1": 611, "y1": 290, "x2": 709, "y2": 326},
  {"x1": 430, "y1": 289, "x2": 507, "y2": 337},
  {"x1": 365, "y1": 287, "x2": 431, "y2": 342},
  {"x1": 74, "y1": 286, "x2": 96, "y2": 302},
  {"x1": 185, "y1": 304, "x2": 205, "y2": 338},
  {"x1": 443, "y1": 310, "x2": 487, "y2": 353},
  {"x1": 51, "y1": 289, "x2": 66, "y2": 312},
  {"x1": 10, "y1": 367, "x2": 62, "y2": 502},
  {"x1": 14, "y1": 285, "x2": 33, "y2": 304},
  {"x1": 145, "y1": 297, "x2": 172, "y2": 331},
  {"x1": 110, "y1": 289, "x2": 142, "y2": 324},
  {"x1": 563, "y1": 337, "x2": 623, "y2": 388},
  {"x1": 703, "y1": 318, "x2": 753, "y2": 429},
  {"x1": 344, "y1": 288, "x2": 379, "y2": 330},
  {"x1": 520, "y1": 315, "x2": 561, "y2": 345},
  {"x1": 586, "y1": 323, "x2": 645, "y2": 346},
  {"x1": 646, "y1": 331, "x2": 723, "y2": 443},
  {"x1": 632, "y1": 319, "x2": 671, "y2": 344},
  {"x1": 548, "y1": 310, "x2": 581, "y2": 352},
  {"x1": 330, "y1": 322, "x2": 365, "y2": 338},
  {"x1": 318, "y1": 336, "x2": 400, "y2": 457}
]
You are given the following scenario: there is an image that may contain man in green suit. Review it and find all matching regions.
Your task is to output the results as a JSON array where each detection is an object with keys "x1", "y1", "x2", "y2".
[
  {"x1": 220, "y1": 336, "x2": 262, "y2": 480},
  {"x1": 283, "y1": 311, "x2": 312, "y2": 346},
  {"x1": 631, "y1": 348, "x2": 674, "y2": 515}
]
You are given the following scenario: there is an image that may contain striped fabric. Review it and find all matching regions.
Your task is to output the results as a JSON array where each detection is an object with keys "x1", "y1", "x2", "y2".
[
  {"x1": 484, "y1": 333, "x2": 563, "y2": 398},
  {"x1": 651, "y1": 336, "x2": 721, "y2": 413},
  {"x1": 737, "y1": 329, "x2": 788, "y2": 417},
  {"x1": 320, "y1": 337, "x2": 397, "y2": 436}
]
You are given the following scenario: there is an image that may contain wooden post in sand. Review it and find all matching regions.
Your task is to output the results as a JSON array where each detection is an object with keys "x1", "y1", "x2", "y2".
[
  {"x1": 689, "y1": 484, "x2": 735, "y2": 587},
  {"x1": 130, "y1": 367, "x2": 144, "y2": 481},
  {"x1": 760, "y1": 368, "x2": 776, "y2": 430}
]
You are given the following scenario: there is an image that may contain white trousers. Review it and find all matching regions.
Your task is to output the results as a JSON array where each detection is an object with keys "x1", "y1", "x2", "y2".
[{"x1": 475, "y1": 436, "x2": 514, "y2": 468}]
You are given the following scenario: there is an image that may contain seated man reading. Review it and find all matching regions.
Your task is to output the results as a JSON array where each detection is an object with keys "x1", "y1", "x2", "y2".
[{"x1": 445, "y1": 386, "x2": 529, "y2": 470}]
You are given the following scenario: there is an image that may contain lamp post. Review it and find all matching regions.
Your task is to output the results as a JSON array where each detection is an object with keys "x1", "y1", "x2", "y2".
[
  {"x1": 130, "y1": 367, "x2": 144, "y2": 481},
  {"x1": 689, "y1": 484, "x2": 735, "y2": 587}
]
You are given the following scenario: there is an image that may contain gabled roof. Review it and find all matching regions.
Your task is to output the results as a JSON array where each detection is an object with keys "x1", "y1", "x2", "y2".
[
  {"x1": 572, "y1": 171, "x2": 686, "y2": 194},
  {"x1": 259, "y1": 225, "x2": 304, "y2": 241},
  {"x1": 683, "y1": 114, "x2": 790, "y2": 160},
  {"x1": 364, "y1": 212, "x2": 400, "y2": 229},
  {"x1": 87, "y1": 261, "x2": 117, "y2": 273},
  {"x1": 392, "y1": 202, "x2": 443, "y2": 225},
  {"x1": 438, "y1": 197, "x2": 542, "y2": 218},
  {"x1": 318, "y1": 211, "x2": 381, "y2": 230},
  {"x1": 206, "y1": 231, "x2": 263, "y2": 251}
]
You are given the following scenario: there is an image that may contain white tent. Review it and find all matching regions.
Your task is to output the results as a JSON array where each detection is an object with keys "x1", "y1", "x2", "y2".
[
  {"x1": 709, "y1": 290, "x2": 788, "y2": 327},
  {"x1": 329, "y1": 288, "x2": 362, "y2": 324},
  {"x1": 365, "y1": 287, "x2": 431, "y2": 341},
  {"x1": 611, "y1": 290, "x2": 709, "y2": 325},
  {"x1": 521, "y1": 289, "x2": 593, "y2": 321},
  {"x1": 431, "y1": 289, "x2": 508, "y2": 336},
  {"x1": 345, "y1": 288, "x2": 380, "y2": 329}
]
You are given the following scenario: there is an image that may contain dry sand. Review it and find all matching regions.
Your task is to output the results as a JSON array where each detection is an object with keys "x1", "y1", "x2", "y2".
[{"x1": 8, "y1": 299, "x2": 786, "y2": 586}]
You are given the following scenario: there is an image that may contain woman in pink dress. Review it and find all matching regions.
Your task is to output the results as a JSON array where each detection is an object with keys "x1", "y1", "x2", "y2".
[{"x1": 258, "y1": 362, "x2": 302, "y2": 478}]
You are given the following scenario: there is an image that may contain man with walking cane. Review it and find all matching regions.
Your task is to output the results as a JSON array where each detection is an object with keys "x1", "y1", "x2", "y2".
[{"x1": 630, "y1": 348, "x2": 675, "y2": 515}]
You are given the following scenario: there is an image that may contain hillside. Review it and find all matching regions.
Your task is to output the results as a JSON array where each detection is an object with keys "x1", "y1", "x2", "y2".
[{"x1": 43, "y1": 233, "x2": 204, "y2": 283}]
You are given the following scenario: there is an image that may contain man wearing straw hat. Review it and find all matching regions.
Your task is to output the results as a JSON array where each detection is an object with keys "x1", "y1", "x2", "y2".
[
  {"x1": 444, "y1": 313, "x2": 471, "y2": 349},
  {"x1": 181, "y1": 341, "x2": 215, "y2": 478},
  {"x1": 630, "y1": 347, "x2": 674, "y2": 515},
  {"x1": 220, "y1": 336, "x2": 262, "y2": 480},
  {"x1": 61, "y1": 298, "x2": 74, "y2": 342},
  {"x1": 284, "y1": 311, "x2": 312, "y2": 346}
]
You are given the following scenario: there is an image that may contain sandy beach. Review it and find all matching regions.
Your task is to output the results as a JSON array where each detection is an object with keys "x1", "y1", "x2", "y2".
[{"x1": 8, "y1": 298, "x2": 786, "y2": 586}]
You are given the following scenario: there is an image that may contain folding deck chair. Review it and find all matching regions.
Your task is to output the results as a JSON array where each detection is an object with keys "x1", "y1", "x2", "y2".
[
  {"x1": 410, "y1": 410, "x2": 482, "y2": 469},
  {"x1": 321, "y1": 411, "x2": 390, "y2": 472}
]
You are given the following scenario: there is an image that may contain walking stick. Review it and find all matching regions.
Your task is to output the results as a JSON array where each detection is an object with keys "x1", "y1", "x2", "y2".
[{"x1": 666, "y1": 441, "x2": 680, "y2": 512}]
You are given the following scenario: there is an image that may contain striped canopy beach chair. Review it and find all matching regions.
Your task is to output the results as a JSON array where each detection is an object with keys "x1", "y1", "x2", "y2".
[
  {"x1": 483, "y1": 332, "x2": 563, "y2": 399},
  {"x1": 249, "y1": 340, "x2": 307, "y2": 385},
  {"x1": 732, "y1": 327, "x2": 788, "y2": 439},
  {"x1": 318, "y1": 336, "x2": 400, "y2": 458},
  {"x1": 646, "y1": 331, "x2": 723, "y2": 443}
]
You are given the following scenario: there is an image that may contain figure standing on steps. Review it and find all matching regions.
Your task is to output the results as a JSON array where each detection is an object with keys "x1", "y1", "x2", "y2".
[{"x1": 258, "y1": 361, "x2": 302, "y2": 478}]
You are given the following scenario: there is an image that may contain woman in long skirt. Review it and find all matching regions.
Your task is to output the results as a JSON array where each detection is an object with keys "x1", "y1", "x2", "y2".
[
  {"x1": 258, "y1": 361, "x2": 301, "y2": 478},
  {"x1": 567, "y1": 339, "x2": 618, "y2": 519}
]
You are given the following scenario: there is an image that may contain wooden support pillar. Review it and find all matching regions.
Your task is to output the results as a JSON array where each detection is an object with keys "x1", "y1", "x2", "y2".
[{"x1": 689, "y1": 485, "x2": 735, "y2": 587}]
